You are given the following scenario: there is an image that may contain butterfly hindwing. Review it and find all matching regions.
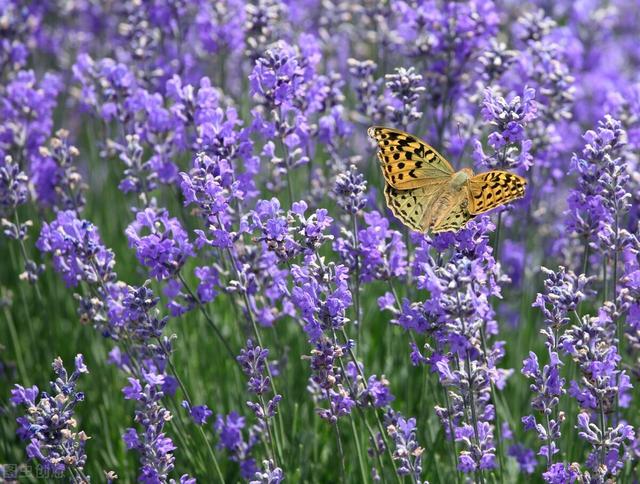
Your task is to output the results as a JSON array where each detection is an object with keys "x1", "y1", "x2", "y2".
[
  {"x1": 383, "y1": 181, "x2": 449, "y2": 232},
  {"x1": 368, "y1": 126, "x2": 454, "y2": 189},
  {"x1": 432, "y1": 192, "x2": 475, "y2": 233},
  {"x1": 467, "y1": 170, "x2": 527, "y2": 215}
]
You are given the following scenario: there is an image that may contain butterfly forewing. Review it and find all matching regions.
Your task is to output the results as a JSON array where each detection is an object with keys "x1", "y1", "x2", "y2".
[
  {"x1": 467, "y1": 170, "x2": 527, "y2": 215},
  {"x1": 368, "y1": 126, "x2": 454, "y2": 190}
]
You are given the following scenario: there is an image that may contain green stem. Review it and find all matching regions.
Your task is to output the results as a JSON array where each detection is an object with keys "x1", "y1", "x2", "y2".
[
  {"x1": 603, "y1": 256, "x2": 608, "y2": 303},
  {"x1": 177, "y1": 273, "x2": 238, "y2": 365},
  {"x1": 352, "y1": 213, "x2": 362, "y2": 347},
  {"x1": 259, "y1": 393, "x2": 280, "y2": 466},
  {"x1": 350, "y1": 413, "x2": 371, "y2": 484},
  {"x1": 334, "y1": 419, "x2": 347, "y2": 482},
  {"x1": 494, "y1": 211, "x2": 503, "y2": 260},
  {"x1": 339, "y1": 329, "x2": 402, "y2": 484},
  {"x1": 442, "y1": 386, "x2": 462, "y2": 484},
  {"x1": 13, "y1": 211, "x2": 42, "y2": 301},
  {"x1": 598, "y1": 396, "x2": 607, "y2": 468},
  {"x1": 479, "y1": 327, "x2": 505, "y2": 483},
  {"x1": 156, "y1": 338, "x2": 225, "y2": 482},
  {"x1": 464, "y1": 353, "x2": 485, "y2": 484},
  {"x1": 582, "y1": 240, "x2": 590, "y2": 276},
  {"x1": 333, "y1": 331, "x2": 388, "y2": 484},
  {"x1": 3, "y1": 306, "x2": 29, "y2": 383},
  {"x1": 216, "y1": 236, "x2": 286, "y2": 466}
]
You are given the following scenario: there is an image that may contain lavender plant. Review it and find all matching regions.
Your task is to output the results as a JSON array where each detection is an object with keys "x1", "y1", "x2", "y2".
[{"x1": 2, "y1": 1, "x2": 640, "y2": 483}]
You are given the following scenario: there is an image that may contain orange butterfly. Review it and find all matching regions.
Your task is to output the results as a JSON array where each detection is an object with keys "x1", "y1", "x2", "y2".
[{"x1": 368, "y1": 126, "x2": 526, "y2": 233}]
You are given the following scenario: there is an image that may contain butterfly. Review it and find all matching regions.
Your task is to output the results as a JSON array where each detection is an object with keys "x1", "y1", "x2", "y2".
[{"x1": 368, "y1": 126, "x2": 527, "y2": 233}]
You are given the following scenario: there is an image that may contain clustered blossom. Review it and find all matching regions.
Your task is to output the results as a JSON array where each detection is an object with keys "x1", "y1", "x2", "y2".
[
  {"x1": 347, "y1": 58, "x2": 387, "y2": 122},
  {"x1": 291, "y1": 260, "x2": 352, "y2": 343},
  {"x1": 250, "y1": 459, "x2": 284, "y2": 484},
  {"x1": 0, "y1": 156, "x2": 28, "y2": 215},
  {"x1": 0, "y1": 155, "x2": 42, "y2": 284},
  {"x1": 532, "y1": 266, "x2": 593, "y2": 328},
  {"x1": 522, "y1": 266, "x2": 590, "y2": 473},
  {"x1": 521, "y1": 351, "x2": 565, "y2": 467},
  {"x1": 37, "y1": 210, "x2": 116, "y2": 288},
  {"x1": 385, "y1": 411, "x2": 424, "y2": 483},
  {"x1": 36, "y1": 131, "x2": 86, "y2": 210},
  {"x1": 37, "y1": 207, "x2": 189, "y2": 483},
  {"x1": 385, "y1": 67, "x2": 425, "y2": 130},
  {"x1": 11, "y1": 355, "x2": 91, "y2": 481},
  {"x1": 565, "y1": 116, "x2": 627, "y2": 248},
  {"x1": 332, "y1": 164, "x2": 367, "y2": 215},
  {"x1": 250, "y1": 40, "x2": 350, "y2": 194},
  {"x1": 126, "y1": 207, "x2": 194, "y2": 280},
  {"x1": 355, "y1": 212, "x2": 408, "y2": 283},
  {"x1": 0, "y1": 70, "x2": 62, "y2": 163},
  {"x1": 122, "y1": 374, "x2": 178, "y2": 483},
  {"x1": 473, "y1": 86, "x2": 538, "y2": 171},
  {"x1": 215, "y1": 412, "x2": 259, "y2": 479},
  {"x1": 236, "y1": 340, "x2": 284, "y2": 479}
]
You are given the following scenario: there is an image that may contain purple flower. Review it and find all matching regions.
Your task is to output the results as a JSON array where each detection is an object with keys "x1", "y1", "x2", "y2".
[
  {"x1": 250, "y1": 459, "x2": 284, "y2": 484},
  {"x1": 332, "y1": 164, "x2": 368, "y2": 215},
  {"x1": 0, "y1": 156, "x2": 28, "y2": 215},
  {"x1": 37, "y1": 210, "x2": 116, "y2": 288},
  {"x1": 126, "y1": 207, "x2": 194, "y2": 280},
  {"x1": 564, "y1": 116, "x2": 627, "y2": 247},
  {"x1": 237, "y1": 340, "x2": 271, "y2": 395},
  {"x1": 291, "y1": 261, "x2": 352, "y2": 343},
  {"x1": 385, "y1": 411, "x2": 424, "y2": 482},
  {"x1": 385, "y1": 67, "x2": 425, "y2": 130},
  {"x1": 194, "y1": 265, "x2": 219, "y2": 303},
  {"x1": 215, "y1": 412, "x2": 258, "y2": 479},
  {"x1": 507, "y1": 444, "x2": 537, "y2": 474},
  {"x1": 11, "y1": 355, "x2": 90, "y2": 479},
  {"x1": 363, "y1": 375, "x2": 395, "y2": 408},
  {"x1": 542, "y1": 463, "x2": 582, "y2": 483},
  {"x1": 473, "y1": 86, "x2": 537, "y2": 171},
  {"x1": 125, "y1": 377, "x2": 177, "y2": 482},
  {"x1": 181, "y1": 401, "x2": 213, "y2": 426}
]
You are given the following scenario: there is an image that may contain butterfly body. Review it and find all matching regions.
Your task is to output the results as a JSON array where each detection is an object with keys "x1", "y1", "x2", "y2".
[
  {"x1": 369, "y1": 126, "x2": 527, "y2": 233},
  {"x1": 451, "y1": 168, "x2": 473, "y2": 190}
]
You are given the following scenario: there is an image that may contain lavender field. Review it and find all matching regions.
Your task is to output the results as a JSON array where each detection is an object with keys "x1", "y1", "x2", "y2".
[{"x1": 1, "y1": 1, "x2": 639, "y2": 483}]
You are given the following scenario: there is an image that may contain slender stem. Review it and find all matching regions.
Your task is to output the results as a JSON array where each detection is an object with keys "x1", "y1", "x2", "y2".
[
  {"x1": 464, "y1": 352, "x2": 485, "y2": 484},
  {"x1": 598, "y1": 396, "x2": 607, "y2": 467},
  {"x1": 456, "y1": 289, "x2": 485, "y2": 484},
  {"x1": 339, "y1": 329, "x2": 402, "y2": 483},
  {"x1": 155, "y1": 337, "x2": 226, "y2": 481},
  {"x1": 349, "y1": 412, "x2": 371, "y2": 483},
  {"x1": 332, "y1": 331, "x2": 389, "y2": 484},
  {"x1": 216, "y1": 236, "x2": 286, "y2": 465},
  {"x1": 352, "y1": 213, "x2": 362, "y2": 345},
  {"x1": 479, "y1": 327, "x2": 505, "y2": 483},
  {"x1": 442, "y1": 386, "x2": 462, "y2": 483},
  {"x1": 603, "y1": 256, "x2": 608, "y2": 303},
  {"x1": 334, "y1": 419, "x2": 347, "y2": 482},
  {"x1": 3, "y1": 306, "x2": 29, "y2": 383},
  {"x1": 582, "y1": 239, "x2": 590, "y2": 276},
  {"x1": 259, "y1": 393, "x2": 279, "y2": 465},
  {"x1": 494, "y1": 211, "x2": 503, "y2": 260},
  {"x1": 177, "y1": 273, "x2": 238, "y2": 365},
  {"x1": 544, "y1": 412, "x2": 554, "y2": 467},
  {"x1": 12, "y1": 211, "x2": 42, "y2": 301},
  {"x1": 277, "y1": 137, "x2": 295, "y2": 206}
]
